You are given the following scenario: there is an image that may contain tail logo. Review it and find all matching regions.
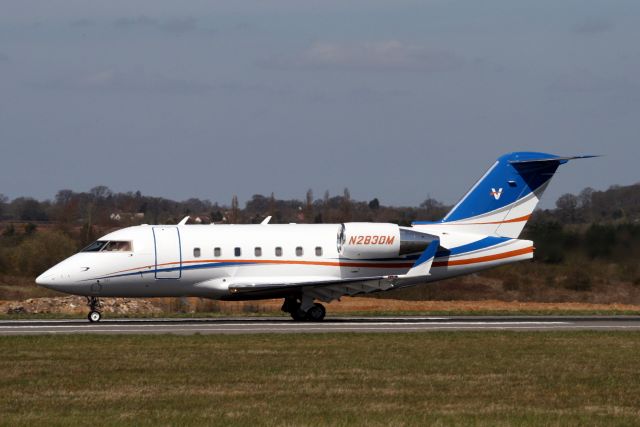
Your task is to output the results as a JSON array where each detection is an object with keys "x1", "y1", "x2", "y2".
[{"x1": 490, "y1": 188, "x2": 503, "y2": 200}]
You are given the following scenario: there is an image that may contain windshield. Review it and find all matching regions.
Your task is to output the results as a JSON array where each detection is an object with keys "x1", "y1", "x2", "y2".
[
  {"x1": 81, "y1": 241, "x2": 108, "y2": 252},
  {"x1": 81, "y1": 240, "x2": 132, "y2": 252}
]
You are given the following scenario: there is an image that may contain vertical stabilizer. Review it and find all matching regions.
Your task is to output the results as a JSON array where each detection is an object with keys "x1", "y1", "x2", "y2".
[{"x1": 421, "y1": 152, "x2": 595, "y2": 238}]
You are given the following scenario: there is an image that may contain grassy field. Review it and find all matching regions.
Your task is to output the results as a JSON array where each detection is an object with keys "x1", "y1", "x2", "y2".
[{"x1": 1, "y1": 333, "x2": 640, "y2": 426}]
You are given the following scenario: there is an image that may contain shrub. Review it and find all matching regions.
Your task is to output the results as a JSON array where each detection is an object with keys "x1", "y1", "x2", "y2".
[{"x1": 9, "y1": 230, "x2": 77, "y2": 277}]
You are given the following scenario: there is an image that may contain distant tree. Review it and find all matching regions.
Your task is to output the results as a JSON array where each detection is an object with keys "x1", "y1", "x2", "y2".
[
  {"x1": 10, "y1": 198, "x2": 48, "y2": 221},
  {"x1": 578, "y1": 187, "x2": 594, "y2": 209},
  {"x1": 79, "y1": 222, "x2": 98, "y2": 247},
  {"x1": 585, "y1": 224, "x2": 616, "y2": 258},
  {"x1": 341, "y1": 188, "x2": 352, "y2": 221},
  {"x1": 556, "y1": 193, "x2": 579, "y2": 222},
  {"x1": 304, "y1": 189, "x2": 314, "y2": 223},
  {"x1": 10, "y1": 230, "x2": 77, "y2": 277},
  {"x1": 0, "y1": 193, "x2": 8, "y2": 218},
  {"x1": 368, "y1": 198, "x2": 380, "y2": 210},
  {"x1": 210, "y1": 202, "x2": 224, "y2": 223},
  {"x1": 420, "y1": 197, "x2": 444, "y2": 210},
  {"x1": 246, "y1": 194, "x2": 270, "y2": 214},
  {"x1": 54, "y1": 190, "x2": 74, "y2": 206},
  {"x1": 268, "y1": 193, "x2": 276, "y2": 218},
  {"x1": 90, "y1": 185, "x2": 113, "y2": 200},
  {"x1": 322, "y1": 190, "x2": 331, "y2": 222},
  {"x1": 229, "y1": 195, "x2": 239, "y2": 223}
]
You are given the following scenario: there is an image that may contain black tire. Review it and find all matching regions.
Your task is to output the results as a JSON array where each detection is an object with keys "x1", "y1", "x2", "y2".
[
  {"x1": 290, "y1": 308, "x2": 306, "y2": 321},
  {"x1": 88, "y1": 311, "x2": 101, "y2": 323},
  {"x1": 305, "y1": 303, "x2": 326, "y2": 322}
]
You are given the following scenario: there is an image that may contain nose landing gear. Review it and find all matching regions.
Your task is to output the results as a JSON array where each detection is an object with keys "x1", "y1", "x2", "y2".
[{"x1": 87, "y1": 296, "x2": 102, "y2": 323}]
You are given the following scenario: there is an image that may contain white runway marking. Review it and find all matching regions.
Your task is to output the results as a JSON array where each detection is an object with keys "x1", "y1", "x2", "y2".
[
  {"x1": 1, "y1": 317, "x2": 639, "y2": 335},
  {"x1": 0, "y1": 321, "x2": 570, "y2": 329}
]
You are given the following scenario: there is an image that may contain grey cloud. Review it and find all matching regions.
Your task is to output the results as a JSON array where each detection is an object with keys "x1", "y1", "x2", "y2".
[
  {"x1": 263, "y1": 41, "x2": 464, "y2": 73},
  {"x1": 0, "y1": 53, "x2": 8, "y2": 62},
  {"x1": 69, "y1": 18, "x2": 95, "y2": 28},
  {"x1": 548, "y1": 72, "x2": 632, "y2": 94},
  {"x1": 159, "y1": 17, "x2": 197, "y2": 34},
  {"x1": 572, "y1": 19, "x2": 613, "y2": 35},
  {"x1": 114, "y1": 15, "x2": 157, "y2": 29},
  {"x1": 114, "y1": 15, "x2": 197, "y2": 34},
  {"x1": 36, "y1": 69, "x2": 211, "y2": 94}
]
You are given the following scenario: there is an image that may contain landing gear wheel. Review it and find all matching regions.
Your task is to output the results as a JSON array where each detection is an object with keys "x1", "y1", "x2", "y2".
[
  {"x1": 86, "y1": 296, "x2": 102, "y2": 323},
  {"x1": 88, "y1": 311, "x2": 101, "y2": 323},
  {"x1": 290, "y1": 308, "x2": 306, "y2": 321},
  {"x1": 305, "y1": 303, "x2": 326, "y2": 322}
]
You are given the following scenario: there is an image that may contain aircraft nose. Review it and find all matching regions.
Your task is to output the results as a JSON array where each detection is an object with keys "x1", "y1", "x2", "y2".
[
  {"x1": 35, "y1": 272, "x2": 53, "y2": 287},
  {"x1": 35, "y1": 265, "x2": 77, "y2": 292}
]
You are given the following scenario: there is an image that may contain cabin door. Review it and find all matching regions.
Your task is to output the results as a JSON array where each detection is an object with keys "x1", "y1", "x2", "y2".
[{"x1": 153, "y1": 227, "x2": 182, "y2": 279}]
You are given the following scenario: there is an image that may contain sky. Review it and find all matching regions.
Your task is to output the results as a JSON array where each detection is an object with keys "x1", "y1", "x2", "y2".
[{"x1": 1, "y1": 0, "x2": 639, "y2": 209}]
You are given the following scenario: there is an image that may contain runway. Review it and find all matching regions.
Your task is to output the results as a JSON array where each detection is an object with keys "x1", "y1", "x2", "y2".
[{"x1": 1, "y1": 316, "x2": 640, "y2": 335}]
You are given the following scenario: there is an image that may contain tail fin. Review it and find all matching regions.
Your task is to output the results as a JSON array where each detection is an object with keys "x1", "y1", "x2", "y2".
[{"x1": 435, "y1": 152, "x2": 595, "y2": 238}]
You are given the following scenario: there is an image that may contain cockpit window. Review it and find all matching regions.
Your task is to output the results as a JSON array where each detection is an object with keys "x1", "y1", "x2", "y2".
[
  {"x1": 81, "y1": 241, "x2": 108, "y2": 252},
  {"x1": 81, "y1": 240, "x2": 132, "y2": 252},
  {"x1": 103, "y1": 241, "x2": 132, "y2": 252}
]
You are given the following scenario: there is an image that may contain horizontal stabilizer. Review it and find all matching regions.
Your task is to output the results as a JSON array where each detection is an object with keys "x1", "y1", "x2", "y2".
[{"x1": 509, "y1": 155, "x2": 600, "y2": 165}]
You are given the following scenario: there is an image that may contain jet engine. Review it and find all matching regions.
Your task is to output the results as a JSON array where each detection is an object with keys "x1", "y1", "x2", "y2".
[{"x1": 337, "y1": 223, "x2": 437, "y2": 259}]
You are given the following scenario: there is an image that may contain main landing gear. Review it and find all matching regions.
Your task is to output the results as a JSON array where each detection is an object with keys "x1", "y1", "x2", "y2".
[
  {"x1": 281, "y1": 296, "x2": 326, "y2": 322},
  {"x1": 87, "y1": 296, "x2": 102, "y2": 323}
]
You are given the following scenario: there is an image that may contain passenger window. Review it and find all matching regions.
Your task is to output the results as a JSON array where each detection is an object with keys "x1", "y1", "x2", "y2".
[
  {"x1": 315, "y1": 246, "x2": 323, "y2": 256},
  {"x1": 234, "y1": 247, "x2": 241, "y2": 257},
  {"x1": 255, "y1": 247, "x2": 262, "y2": 257},
  {"x1": 193, "y1": 248, "x2": 201, "y2": 258},
  {"x1": 296, "y1": 247, "x2": 303, "y2": 257},
  {"x1": 275, "y1": 247, "x2": 282, "y2": 257},
  {"x1": 214, "y1": 247, "x2": 221, "y2": 257}
]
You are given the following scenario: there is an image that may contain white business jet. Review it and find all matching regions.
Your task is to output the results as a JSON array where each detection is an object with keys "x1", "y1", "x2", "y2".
[{"x1": 36, "y1": 152, "x2": 593, "y2": 322}]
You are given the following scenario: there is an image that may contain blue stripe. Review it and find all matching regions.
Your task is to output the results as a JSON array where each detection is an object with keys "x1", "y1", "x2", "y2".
[
  {"x1": 435, "y1": 236, "x2": 511, "y2": 258},
  {"x1": 87, "y1": 237, "x2": 510, "y2": 282},
  {"x1": 414, "y1": 239, "x2": 440, "y2": 267},
  {"x1": 87, "y1": 261, "x2": 257, "y2": 281}
]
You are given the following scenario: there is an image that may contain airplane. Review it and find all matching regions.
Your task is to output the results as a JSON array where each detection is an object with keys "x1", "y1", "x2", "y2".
[{"x1": 36, "y1": 152, "x2": 594, "y2": 322}]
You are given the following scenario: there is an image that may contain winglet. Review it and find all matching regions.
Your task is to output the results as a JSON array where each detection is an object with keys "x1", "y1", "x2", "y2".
[
  {"x1": 261, "y1": 216, "x2": 272, "y2": 225},
  {"x1": 403, "y1": 238, "x2": 440, "y2": 278},
  {"x1": 178, "y1": 216, "x2": 190, "y2": 225}
]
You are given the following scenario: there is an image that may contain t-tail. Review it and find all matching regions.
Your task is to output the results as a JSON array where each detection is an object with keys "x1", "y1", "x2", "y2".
[{"x1": 415, "y1": 152, "x2": 597, "y2": 238}]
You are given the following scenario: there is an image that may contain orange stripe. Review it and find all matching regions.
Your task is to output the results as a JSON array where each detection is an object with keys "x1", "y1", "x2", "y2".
[
  {"x1": 427, "y1": 214, "x2": 531, "y2": 226},
  {"x1": 104, "y1": 247, "x2": 533, "y2": 277},
  {"x1": 432, "y1": 246, "x2": 533, "y2": 267}
]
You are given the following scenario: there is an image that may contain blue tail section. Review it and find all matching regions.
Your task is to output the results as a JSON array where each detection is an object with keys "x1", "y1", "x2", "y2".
[
  {"x1": 443, "y1": 152, "x2": 571, "y2": 222},
  {"x1": 411, "y1": 152, "x2": 596, "y2": 238}
]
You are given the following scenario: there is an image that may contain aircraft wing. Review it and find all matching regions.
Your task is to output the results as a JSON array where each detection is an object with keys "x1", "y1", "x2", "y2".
[{"x1": 226, "y1": 239, "x2": 440, "y2": 303}]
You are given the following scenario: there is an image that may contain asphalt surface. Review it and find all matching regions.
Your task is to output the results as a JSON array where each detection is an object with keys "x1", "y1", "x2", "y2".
[{"x1": 1, "y1": 316, "x2": 640, "y2": 335}]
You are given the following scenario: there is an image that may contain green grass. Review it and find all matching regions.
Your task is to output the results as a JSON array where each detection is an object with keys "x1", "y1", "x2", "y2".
[{"x1": 1, "y1": 332, "x2": 640, "y2": 426}]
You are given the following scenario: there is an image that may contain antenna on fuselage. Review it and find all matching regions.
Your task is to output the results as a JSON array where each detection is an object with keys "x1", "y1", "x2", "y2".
[
  {"x1": 261, "y1": 216, "x2": 272, "y2": 225},
  {"x1": 178, "y1": 216, "x2": 190, "y2": 225}
]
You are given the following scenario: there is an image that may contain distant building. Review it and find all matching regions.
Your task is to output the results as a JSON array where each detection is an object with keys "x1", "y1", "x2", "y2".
[{"x1": 110, "y1": 212, "x2": 145, "y2": 222}]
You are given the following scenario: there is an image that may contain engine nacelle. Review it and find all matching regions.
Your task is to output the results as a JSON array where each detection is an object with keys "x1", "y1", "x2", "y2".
[{"x1": 337, "y1": 223, "x2": 437, "y2": 259}]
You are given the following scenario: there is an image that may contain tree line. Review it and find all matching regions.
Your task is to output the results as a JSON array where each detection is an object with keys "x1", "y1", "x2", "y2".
[{"x1": 1, "y1": 183, "x2": 640, "y2": 289}]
